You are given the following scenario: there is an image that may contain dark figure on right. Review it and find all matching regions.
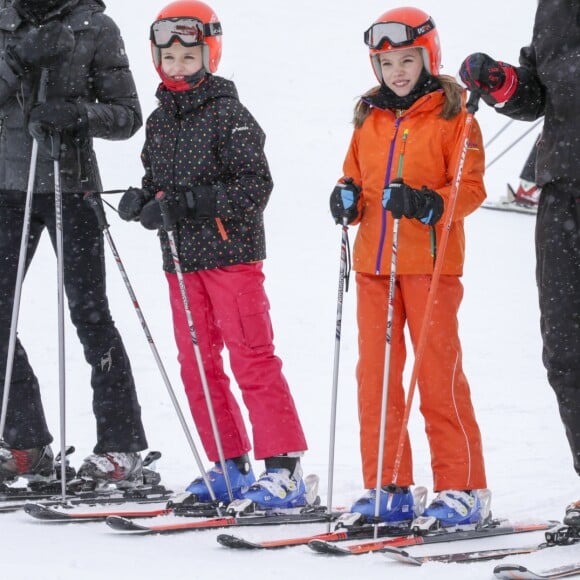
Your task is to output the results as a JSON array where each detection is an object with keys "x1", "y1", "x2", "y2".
[
  {"x1": 509, "y1": 134, "x2": 540, "y2": 209},
  {"x1": 460, "y1": 0, "x2": 580, "y2": 526}
]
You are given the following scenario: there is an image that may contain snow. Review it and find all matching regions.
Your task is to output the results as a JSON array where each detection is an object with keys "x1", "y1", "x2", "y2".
[{"x1": 2, "y1": 0, "x2": 577, "y2": 578}]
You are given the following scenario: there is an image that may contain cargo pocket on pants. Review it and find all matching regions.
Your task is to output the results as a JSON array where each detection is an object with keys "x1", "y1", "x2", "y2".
[{"x1": 236, "y1": 289, "x2": 273, "y2": 349}]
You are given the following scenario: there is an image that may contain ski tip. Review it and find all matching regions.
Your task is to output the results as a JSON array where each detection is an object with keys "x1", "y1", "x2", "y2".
[
  {"x1": 493, "y1": 564, "x2": 531, "y2": 579},
  {"x1": 307, "y1": 539, "x2": 350, "y2": 555},
  {"x1": 381, "y1": 546, "x2": 423, "y2": 566},
  {"x1": 23, "y1": 502, "x2": 69, "y2": 520},
  {"x1": 105, "y1": 515, "x2": 149, "y2": 532},
  {"x1": 216, "y1": 534, "x2": 260, "y2": 550}
]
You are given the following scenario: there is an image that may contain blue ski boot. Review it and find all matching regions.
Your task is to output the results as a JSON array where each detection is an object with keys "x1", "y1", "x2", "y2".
[
  {"x1": 350, "y1": 484, "x2": 417, "y2": 524},
  {"x1": 241, "y1": 456, "x2": 306, "y2": 510},
  {"x1": 186, "y1": 454, "x2": 255, "y2": 503},
  {"x1": 421, "y1": 489, "x2": 484, "y2": 527}
]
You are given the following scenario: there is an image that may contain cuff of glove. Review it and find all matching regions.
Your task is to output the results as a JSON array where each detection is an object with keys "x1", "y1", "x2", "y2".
[{"x1": 488, "y1": 64, "x2": 518, "y2": 105}]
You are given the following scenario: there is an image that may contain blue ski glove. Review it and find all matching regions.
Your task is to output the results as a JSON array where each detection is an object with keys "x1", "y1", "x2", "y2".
[
  {"x1": 382, "y1": 179, "x2": 444, "y2": 226},
  {"x1": 329, "y1": 178, "x2": 361, "y2": 224}
]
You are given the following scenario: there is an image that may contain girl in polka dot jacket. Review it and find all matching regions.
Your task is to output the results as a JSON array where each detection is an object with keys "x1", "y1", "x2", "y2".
[{"x1": 118, "y1": 0, "x2": 308, "y2": 510}]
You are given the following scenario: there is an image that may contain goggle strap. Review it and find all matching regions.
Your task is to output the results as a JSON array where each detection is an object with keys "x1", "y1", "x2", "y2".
[{"x1": 204, "y1": 21, "x2": 222, "y2": 37}]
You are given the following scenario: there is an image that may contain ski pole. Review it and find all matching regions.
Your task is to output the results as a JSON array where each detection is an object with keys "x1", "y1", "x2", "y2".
[
  {"x1": 156, "y1": 191, "x2": 234, "y2": 504},
  {"x1": 325, "y1": 215, "x2": 351, "y2": 530},
  {"x1": 485, "y1": 118, "x2": 543, "y2": 170},
  {"x1": 50, "y1": 131, "x2": 68, "y2": 501},
  {"x1": 389, "y1": 92, "x2": 481, "y2": 488},
  {"x1": 484, "y1": 118, "x2": 514, "y2": 149},
  {"x1": 83, "y1": 192, "x2": 216, "y2": 504},
  {"x1": 0, "y1": 68, "x2": 49, "y2": 443},
  {"x1": 374, "y1": 129, "x2": 408, "y2": 536}
]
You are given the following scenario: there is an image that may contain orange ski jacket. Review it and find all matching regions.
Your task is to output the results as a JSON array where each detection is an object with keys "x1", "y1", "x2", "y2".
[{"x1": 342, "y1": 88, "x2": 486, "y2": 276}]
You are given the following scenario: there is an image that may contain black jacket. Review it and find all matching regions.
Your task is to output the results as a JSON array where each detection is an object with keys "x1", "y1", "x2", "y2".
[
  {"x1": 141, "y1": 75, "x2": 273, "y2": 273},
  {"x1": 497, "y1": 0, "x2": 580, "y2": 186},
  {"x1": 0, "y1": 0, "x2": 142, "y2": 193}
]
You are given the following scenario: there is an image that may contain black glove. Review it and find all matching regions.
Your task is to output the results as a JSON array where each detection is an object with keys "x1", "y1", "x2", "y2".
[
  {"x1": 382, "y1": 179, "x2": 444, "y2": 226},
  {"x1": 28, "y1": 101, "x2": 87, "y2": 138},
  {"x1": 6, "y1": 21, "x2": 74, "y2": 74},
  {"x1": 459, "y1": 53, "x2": 517, "y2": 106},
  {"x1": 139, "y1": 186, "x2": 217, "y2": 230},
  {"x1": 28, "y1": 101, "x2": 87, "y2": 159},
  {"x1": 329, "y1": 178, "x2": 361, "y2": 224},
  {"x1": 118, "y1": 188, "x2": 151, "y2": 222}
]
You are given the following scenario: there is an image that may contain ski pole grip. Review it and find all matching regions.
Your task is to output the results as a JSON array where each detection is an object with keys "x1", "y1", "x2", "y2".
[{"x1": 156, "y1": 190, "x2": 173, "y2": 232}]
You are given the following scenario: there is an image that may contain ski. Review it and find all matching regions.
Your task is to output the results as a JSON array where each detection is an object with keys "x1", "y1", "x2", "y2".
[
  {"x1": 23, "y1": 502, "x2": 172, "y2": 522},
  {"x1": 216, "y1": 522, "x2": 409, "y2": 550},
  {"x1": 21, "y1": 491, "x2": 233, "y2": 521},
  {"x1": 382, "y1": 544, "x2": 549, "y2": 565},
  {"x1": 493, "y1": 562, "x2": 580, "y2": 579},
  {"x1": 0, "y1": 483, "x2": 174, "y2": 513},
  {"x1": 482, "y1": 185, "x2": 537, "y2": 215},
  {"x1": 482, "y1": 200, "x2": 537, "y2": 215},
  {"x1": 307, "y1": 519, "x2": 558, "y2": 556},
  {"x1": 106, "y1": 505, "x2": 335, "y2": 535},
  {"x1": 381, "y1": 524, "x2": 580, "y2": 566}
]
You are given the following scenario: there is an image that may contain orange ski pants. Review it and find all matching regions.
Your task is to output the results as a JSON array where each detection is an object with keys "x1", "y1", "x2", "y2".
[{"x1": 356, "y1": 272, "x2": 487, "y2": 491}]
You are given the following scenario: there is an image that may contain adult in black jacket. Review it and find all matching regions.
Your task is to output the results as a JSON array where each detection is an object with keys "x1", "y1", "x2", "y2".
[
  {"x1": 460, "y1": 0, "x2": 580, "y2": 522},
  {"x1": 0, "y1": 0, "x2": 148, "y2": 483}
]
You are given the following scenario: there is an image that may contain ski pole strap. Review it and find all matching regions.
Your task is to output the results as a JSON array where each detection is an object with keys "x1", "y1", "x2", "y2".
[
  {"x1": 466, "y1": 90, "x2": 480, "y2": 114},
  {"x1": 341, "y1": 221, "x2": 352, "y2": 293}
]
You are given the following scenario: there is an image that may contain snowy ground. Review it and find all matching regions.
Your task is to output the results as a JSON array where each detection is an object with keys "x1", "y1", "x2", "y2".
[{"x1": 3, "y1": 1, "x2": 578, "y2": 579}]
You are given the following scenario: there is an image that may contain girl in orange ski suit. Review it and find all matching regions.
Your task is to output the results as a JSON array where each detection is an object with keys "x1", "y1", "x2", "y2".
[{"x1": 340, "y1": 68, "x2": 487, "y2": 495}]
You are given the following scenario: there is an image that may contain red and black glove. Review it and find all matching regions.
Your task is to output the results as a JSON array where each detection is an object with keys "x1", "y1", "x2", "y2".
[{"x1": 459, "y1": 53, "x2": 518, "y2": 106}]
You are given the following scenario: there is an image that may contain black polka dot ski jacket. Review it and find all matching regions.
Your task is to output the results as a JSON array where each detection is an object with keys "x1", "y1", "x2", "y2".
[{"x1": 141, "y1": 74, "x2": 273, "y2": 273}]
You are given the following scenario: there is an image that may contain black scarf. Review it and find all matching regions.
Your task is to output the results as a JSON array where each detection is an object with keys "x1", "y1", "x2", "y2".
[
  {"x1": 367, "y1": 68, "x2": 441, "y2": 111},
  {"x1": 14, "y1": 0, "x2": 75, "y2": 24}
]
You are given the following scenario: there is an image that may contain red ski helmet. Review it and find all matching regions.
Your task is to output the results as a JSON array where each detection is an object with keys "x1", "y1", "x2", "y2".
[
  {"x1": 150, "y1": 0, "x2": 223, "y2": 74},
  {"x1": 364, "y1": 7, "x2": 441, "y2": 81}
]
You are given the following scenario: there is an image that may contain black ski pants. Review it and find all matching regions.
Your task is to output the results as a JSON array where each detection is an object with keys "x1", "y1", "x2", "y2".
[
  {"x1": 0, "y1": 191, "x2": 148, "y2": 453},
  {"x1": 536, "y1": 182, "x2": 580, "y2": 475}
]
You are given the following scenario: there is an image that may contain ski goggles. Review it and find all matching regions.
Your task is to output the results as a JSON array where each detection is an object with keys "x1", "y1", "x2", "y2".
[
  {"x1": 150, "y1": 17, "x2": 222, "y2": 48},
  {"x1": 364, "y1": 18, "x2": 435, "y2": 50}
]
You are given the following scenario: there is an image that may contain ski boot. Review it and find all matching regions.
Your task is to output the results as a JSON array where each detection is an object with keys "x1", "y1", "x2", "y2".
[
  {"x1": 413, "y1": 488, "x2": 492, "y2": 532},
  {"x1": 564, "y1": 500, "x2": 580, "y2": 528},
  {"x1": 77, "y1": 451, "x2": 143, "y2": 487},
  {"x1": 345, "y1": 484, "x2": 426, "y2": 527},
  {"x1": 0, "y1": 444, "x2": 55, "y2": 483},
  {"x1": 185, "y1": 454, "x2": 255, "y2": 504},
  {"x1": 234, "y1": 456, "x2": 309, "y2": 512}
]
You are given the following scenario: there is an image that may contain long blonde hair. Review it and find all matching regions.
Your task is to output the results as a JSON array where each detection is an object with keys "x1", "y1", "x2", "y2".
[{"x1": 353, "y1": 74, "x2": 463, "y2": 128}]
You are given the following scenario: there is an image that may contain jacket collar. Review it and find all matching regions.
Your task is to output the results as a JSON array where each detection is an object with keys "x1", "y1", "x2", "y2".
[{"x1": 155, "y1": 75, "x2": 239, "y2": 117}]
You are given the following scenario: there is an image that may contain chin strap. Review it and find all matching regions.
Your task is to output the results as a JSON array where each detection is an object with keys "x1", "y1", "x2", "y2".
[{"x1": 157, "y1": 67, "x2": 208, "y2": 92}]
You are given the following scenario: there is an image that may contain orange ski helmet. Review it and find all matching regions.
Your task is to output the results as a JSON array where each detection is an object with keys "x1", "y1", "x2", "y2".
[
  {"x1": 364, "y1": 7, "x2": 441, "y2": 81},
  {"x1": 150, "y1": 0, "x2": 223, "y2": 73}
]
